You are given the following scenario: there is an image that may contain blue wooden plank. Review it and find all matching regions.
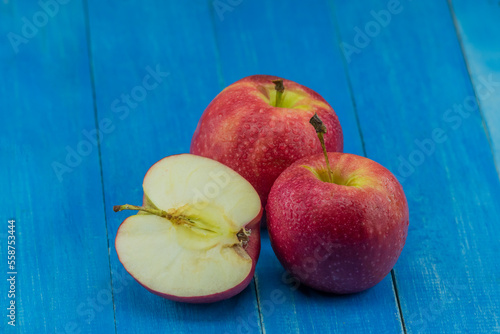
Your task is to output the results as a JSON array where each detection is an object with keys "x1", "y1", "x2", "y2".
[
  {"x1": 212, "y1": 0, "x2": 404, "y2": 333},
  {"x1": 333, "y1": 0, "x2": 500, "y2": 332},
  {"x1": 84, "y1": 1, "x2": 262, "y2": 333},
  {"x1": 0, "y1": 1, "x2": 115, "y2": 333},
  {"x1": 449, "y1": 0, "x2": 500, "y2": 171},
  {"x1": 212, "y1": 0, "x2": 364, "y2": 157}
]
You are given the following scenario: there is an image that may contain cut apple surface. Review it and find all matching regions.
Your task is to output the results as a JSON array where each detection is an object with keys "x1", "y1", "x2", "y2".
[{"x1": 114, "y1": 154, "x2": 262, "y2": 303}]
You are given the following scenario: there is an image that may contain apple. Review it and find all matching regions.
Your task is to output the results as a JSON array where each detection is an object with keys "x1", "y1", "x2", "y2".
[
  {"x1": 113, "y1": 154, "x2": 263, "y2": 303},
  {"x1": 191, "y1": 75, "x2": 343, "y2": 206},
  {"x1": 266, "y1": 114, "x2": 409, "y2": 294}
]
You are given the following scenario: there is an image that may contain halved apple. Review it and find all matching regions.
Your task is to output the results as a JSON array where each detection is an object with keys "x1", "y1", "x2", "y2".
[{"x1": 114, "y1": 154, "x2": 263, "y2": 303}]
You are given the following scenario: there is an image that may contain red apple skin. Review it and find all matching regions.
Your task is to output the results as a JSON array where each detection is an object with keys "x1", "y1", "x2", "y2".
[
  {"x1": 116, "y1": 207, "x2": 263, "y2": 303},
  {"x1": 191, "y1": 74, "x2": 343, "y2": 206},
  {"x1": 266, "y1": 153, "x2": 409, "y2": 294}
]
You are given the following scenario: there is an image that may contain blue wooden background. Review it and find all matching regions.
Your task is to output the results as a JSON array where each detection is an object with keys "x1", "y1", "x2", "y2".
[{"x1": 1, "y1": 1, "x2": 499, "y2": 333}]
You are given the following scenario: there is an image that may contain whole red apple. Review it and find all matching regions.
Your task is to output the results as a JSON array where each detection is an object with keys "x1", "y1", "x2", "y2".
[
  {"x1": 266, "y1": 150, "x2": 409, "y2": 294},
  {"x1": 191, "y1": 75, "x2": 343, "y2": 206}
]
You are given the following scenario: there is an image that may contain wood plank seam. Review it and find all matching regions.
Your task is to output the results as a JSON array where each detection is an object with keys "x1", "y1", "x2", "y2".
[
  {"x1": 445, "y1": 0, "x2": 500, "y2": 179},
  {"x1": 253, "y1": 277, "x2": 266, "y2": 334},
  {"x1": 391, "y1": 270, "x2": 407, "y2": 334},
  {"x1": 208, "y1": 1, "x2": 227, "y2": 91},
  {"x1": 328, "y1": 2, "x2": 368, "y2": 158},
  {"x1": 330, "y1": 0, "x2": 500, "y2": 332},
  {"x1": 83, "y1": 1, "x2": 260, "y2": 331},
  {"x1": 207, "y1": 4, "x2": 265, "y2": 334},
  {"x1": 327, "y1": 1, "x2": 407, "y2": 332},
  {"x1": 208, "y1": 0, "x2": 407, "y2": 331},
  {"x1": 82, "y1": 0, "x2": 118, "y2": 333}
]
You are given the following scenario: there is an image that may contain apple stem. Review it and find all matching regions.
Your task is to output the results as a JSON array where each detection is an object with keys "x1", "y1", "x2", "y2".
[
  {"x1": 272, "y1": 79, "x2": 284, "y2": 107},
  {"x1": 309, "y1": 113, "x2": 334, "y2": 183},
  {"x1": 114, "y1": 204, "x2": 169, "y2": 217},
  {"x1": 113, "y1": 204, "x2": 216, "y2": 233}
]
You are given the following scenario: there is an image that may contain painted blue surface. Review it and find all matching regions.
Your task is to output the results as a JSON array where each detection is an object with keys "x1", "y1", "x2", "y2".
[
  {"x1": 334, "y1": 0, "x2": 500, "y2": 332},
  {"x1": 449, "y1": 0, "x2": 500, "y2": 172},
  {"x1": 85, "y1": 1, "x2": 262, "y2": 333},
  {"x1": 1, "y1": 0, "x2": 498, "y2": 333},
  {"x1": 0, "y1": 1, "x2": 114, "y2": 333},
  {"x1": 212, "y1": 1, "x2": 403, "y2": 333}
]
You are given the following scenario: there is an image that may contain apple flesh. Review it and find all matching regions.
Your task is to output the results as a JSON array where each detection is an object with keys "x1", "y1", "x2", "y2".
[
  {"x1": 191, "y1": 75, "x2": 343, "y2": 206},
  {"x1": 114, "y1": 154, "x2": 263, "y2": 303},
  {"x1": 266, "y1": 152, "x2": 409, "y2": 294}
]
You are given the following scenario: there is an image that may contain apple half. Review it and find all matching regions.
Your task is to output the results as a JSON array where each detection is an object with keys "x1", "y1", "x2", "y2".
[{"x1": 114, "y1": 154, "x2": 263, "y2": 303}]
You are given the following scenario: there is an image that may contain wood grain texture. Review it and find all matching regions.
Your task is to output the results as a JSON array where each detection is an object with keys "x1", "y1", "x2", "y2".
[
  {"x1": 333, "y1": 0, "x2": 500, "y2": 332},
  {"x1": 212, "y1": 0, "x2": 404, "y2": 332},
  {"x1": 84, "y1": 1, "x2": 262, "y2": 333},
  {"x1": 0, "y1": 1, "x2": 115, "y2": 333},
  {"x1": 449, "y1": 0, "x2": 500, "y2": 172},
  {"x1": 3, "y1": 0, "x2": 499, "y2": 332}
]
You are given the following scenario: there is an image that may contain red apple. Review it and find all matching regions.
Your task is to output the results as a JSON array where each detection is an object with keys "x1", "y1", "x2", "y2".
[
  {"x1": 191, "y1": 75, "x2": 343, "y2": 206},
  {"x1": 114, "y1": 154, "x2": 262, "y2": 303},
  {"x1": 266, "y1": 116, "x2": 408, "y2": 293}
]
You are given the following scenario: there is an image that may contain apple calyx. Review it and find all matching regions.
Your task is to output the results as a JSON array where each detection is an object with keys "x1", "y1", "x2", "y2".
[
  {"x1": 309, "y1": 113, "x2": 334, "y2": 183},
  {"x1": 272, "y1": 79, "x2": 285, "y2": 107},
  {"x1": 236, "y1": 227, "x2": 251, "y2": 247},
  {"x1": 113, "y1": 204, "x2": 251, "y2": 245}
]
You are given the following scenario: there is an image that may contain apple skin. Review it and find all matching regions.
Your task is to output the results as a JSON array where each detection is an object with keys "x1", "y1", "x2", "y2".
[
  {"x1": 266, "y1": 152, "x2": 409, "y2": 294},
  {"x1": 191, "y1": 74, "x2": 343, "y2": 206},
  {"x1": 116, "y1": 203, "x2": 263, "y2": 304}
]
